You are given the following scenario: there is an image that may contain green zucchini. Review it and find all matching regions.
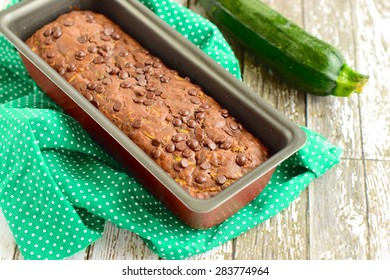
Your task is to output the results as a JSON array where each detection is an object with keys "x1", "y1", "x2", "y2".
[{"x1": 198, "y1": 0, "x2": 368, "y2": 97}]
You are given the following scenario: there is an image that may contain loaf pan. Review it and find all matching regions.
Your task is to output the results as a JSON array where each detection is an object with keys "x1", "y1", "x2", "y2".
[{"x1": 0, "y1": 0, "x2": 306, "y2": 229}]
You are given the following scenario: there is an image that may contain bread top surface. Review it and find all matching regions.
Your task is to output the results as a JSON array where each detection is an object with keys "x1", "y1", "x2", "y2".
[{"x1": 26, "y1": 10, "x2": 269, "y2": 199}]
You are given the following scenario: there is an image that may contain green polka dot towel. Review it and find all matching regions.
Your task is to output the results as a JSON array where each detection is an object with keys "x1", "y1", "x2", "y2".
[{"x1": 0, "y1": 0, "x2": 342, "y2": 260}]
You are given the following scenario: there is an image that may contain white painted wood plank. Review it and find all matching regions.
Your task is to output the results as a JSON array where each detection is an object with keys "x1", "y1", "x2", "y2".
[
  {"x1": 309, "y1": 159, "x2": 369, "y2": 259},
  {"x1": 234, "y1": 194, "x2": 309, "y2": 260},
  {"x1": 354, "y1": 0, "x2": 390, "y2": 160},
  {"x1": 365, "y1": 160, "x2": 390, "y2": 259},
  {"x1": 87, "y1": 222, "x2": 158, "y2": 260},
  {"x1": 188, "y1": 242, "x2": 233, "y2": 260}
]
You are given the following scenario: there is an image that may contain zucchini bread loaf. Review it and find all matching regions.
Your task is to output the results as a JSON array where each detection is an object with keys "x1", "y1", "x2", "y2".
[{"x1": 26, "y1": 10, "x2": 269, "y2": 199}]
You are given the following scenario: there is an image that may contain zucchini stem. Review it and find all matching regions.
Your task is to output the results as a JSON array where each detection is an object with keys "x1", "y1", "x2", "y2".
[{"x1": 334, "y1": 64, "x2": 369, "y2": 97}]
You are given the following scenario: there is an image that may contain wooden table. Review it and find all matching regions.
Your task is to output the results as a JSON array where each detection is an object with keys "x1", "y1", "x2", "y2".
[{"x1": 1, "y1": 0, "x2": 389, "y2": 260}]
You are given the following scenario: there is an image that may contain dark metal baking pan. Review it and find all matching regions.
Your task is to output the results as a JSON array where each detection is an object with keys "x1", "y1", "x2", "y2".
[{"x1": 0, "y1": 0, "x2": 306, "y2": 229}]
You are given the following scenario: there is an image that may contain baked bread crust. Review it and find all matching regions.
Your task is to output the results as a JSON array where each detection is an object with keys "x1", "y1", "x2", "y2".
[{"x1": 26, "y1": 10, "x2": 269, "y2": 199}]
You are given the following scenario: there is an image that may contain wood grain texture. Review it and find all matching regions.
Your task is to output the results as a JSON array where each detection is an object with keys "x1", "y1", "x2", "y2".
[
  {"x1": 309, "y1": 160, "x2": 369, "y2": 259},
  {"x1": 0, "y1": 0, "x2": 389, "y2": 260},
  {"x1": 354, "y1": 0, "x2": 390, "y2": 160},
  {"x1": 87, "y1": 222, "x2": 158, "y2": 260},
  {"x1": 365, "y1": 160, "x2": 390, "y2": 259}
]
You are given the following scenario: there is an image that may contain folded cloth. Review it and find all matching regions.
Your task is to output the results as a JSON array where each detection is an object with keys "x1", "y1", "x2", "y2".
[{"x1": 0, "y1": 0, "x2": 342, "y2": 260}]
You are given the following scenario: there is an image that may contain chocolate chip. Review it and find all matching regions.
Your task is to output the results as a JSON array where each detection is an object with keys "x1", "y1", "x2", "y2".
[
  {"x1": 100, "y1": 34, "x2": 111, "y2": 41},
  {"x1": 88, "y1": 45, "x2": 98, "y2": 53},
  {"x1": 195, "y1": 112, "x2": 206, "y2": 120},
  {"x1": 187, "y1": 119, "x2": 197, "y2": 128},
  {"x1": 93, "y1": 56, "x2": 104, "y2": 64},
  {"x1": 90, "y1": 99, "x2": 100, "y2": 108},
  {"x1": 102, "y1": 78, "x2": 112, "y2": 85},
  {"x1": 103, "y1": 27, "x2": 114, "y2": 36},
  {"x1": 151, "y1": 149, "x2": 161, "y2": 159},
  {"x1": 52, "y1": 26, "x2": 61, "y2": 33},
  {"x1": 132, "y1": 97, "x2": 144, "y2": 104},
  {"x1": 190, "y1": 97, "x2": 201, "y2": 104},
  {"x1": 220, "y1": 140, "x2": 232, "y2": 150},
  {"x1": 143, "y1": 99, "x2": 154, "y2": 106},
  {"x1": 86, "y1": 14, "x2": 95, "y2": 23},
  {"x1": 200, "y1": 103, "x2": 211, "y2": 109},
  {"x1": 136, "y1": 68, "x2": 145, "y2": 74},
  {"x1": 85, "y1": 93, "x2": 94, "y2": 102},
  {"x1": 160, "y1": 76, "x2": 170, "y2": 83},
  {"x1": 182, "y1": 149, "x2": 194, "y2": 158},
  {"x1": 66, "y1": 63, "x2": 77, "y2": 72},
  {"x1": 143, "y1": 67, "x2": 152, "y2": 75},
  {"x1": 229, "y1": 120, "x2": 239, "y2": 131},
  {"x1": 153, "y1": 62, "x2": 162, "y2": 68},
  {"x1": 87, "y1": 82, "x2": 98, "y2": 90},
  {"x1": 207, "y1": 142, "x2": 217, "y2": 150},
  {"x1": 200, "y1": 162, "x2": 211, "y2": 170},
  {"x1": 75, "y1": 50, "x2": 86, "y2": 60},
  {"x1": 236, "y1": 153, "x2": 247, "y2": 166},
  {"x1": 195, "y1": 176, "x2": 207, "y2": 184},
  {"x1": 220, "y1": 109, "x2": 229, "y2": 118},
  {"x1": 46, "y1": 51, "x2": 55, "y2": 59},
  {"x1": 165, "y1": 143, "x2": 175, "y2": 153},
  {"x1": 108, "y1": 66, "x2": 120, "y2": 75},
  {"x1": 43, "y1": 29, "x2": 52, "y2": 37},
  {"x1": 120, "y1": 81, "x2": 131, "y2": 88},
  {"x1": 97, "y1": 49, "x2": 108, "y2": 57},
  {"x1": 179, "y1": 108, "x2": 190, "y2": 117},
  {"x1": 180, "y1": 158, "x2": 189, "y2": 168},
  {"x1": 175, "y1": 142, "x2": 186, "y2": 151},
  {"x1": 215, "y1": 175, "x2": 227, "y2": 185},
  {"x1": 146, "y1": 92, "x2": 155, "y2": 99},
  {"x1": 173, "y1": 162, "x2": 183, "y2": 172},
  {"x1": 138, "y1": 79, "x2": 147, "y2": 87},
  {"x1": 172, "y1": 118, "x2": 182, "y2": 127},
  {"x1": 101, "y1": 45, "x2": 111, "y2": 52},
  {"x1": 195, "y1": 133, "x2": 205, "y2": 142},
  {"x1": 135, "y1": 61, "x2": 144, "y2": 68},
  {"x1": 172, "y1": 133, "x2": 186, "y2": 143},
  {"x1": 215, "y1": 136, "x2": 225, "y2": 144},
  {"x1": 119, "y1": 51, "x2": 129, "y2": 57},
  {"x1": 132, "y1": 119, "x2": 142, "y2": 128},
  {"x1": 63, "y1": 19, "x2": 74, "y2": 26},
  {"x1": 151, "y1": 138, "x2": 162, "y2": 147},
  {"x1": 111, "y1": 32, "x2": 121, "y2": 40},
  {"x1": 194, "y1": 127, "x2": 203, "y2": 135},
  {"x1": 135, "y1": 89, "x2": 146, "y2": 96},
  {"x1": 77, "y1": 34, "x2": 88, "y2": 43},
  {"x1": 118, "y1": 70, "x2": 129, "y2": 80},
  {"x1": 187, "y1": 139, "x2": 199, "y2": 150},
  {"x1": 58, "y1": 68, "x2": 66, "y2": 76},
  {"x1": 43, "y1": 37, "x2": 52, "y2": 45},
  {"x1": 187, "y1": 88, "x2": 198, "y2": 96},
  {"x1": 52, "y1": 29, "x2": 62, "y2": 39},
  {"x1": 113, "y1": 100, "x2": 124, "y2": 112},
  {"x1": 95, "y1": 84, "x2": 105, "y2": 93}
]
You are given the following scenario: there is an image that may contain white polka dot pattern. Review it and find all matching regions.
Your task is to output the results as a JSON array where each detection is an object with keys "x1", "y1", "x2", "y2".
[{"x1": 0, "y1": 0, "x2": 342, "y2": 260}]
